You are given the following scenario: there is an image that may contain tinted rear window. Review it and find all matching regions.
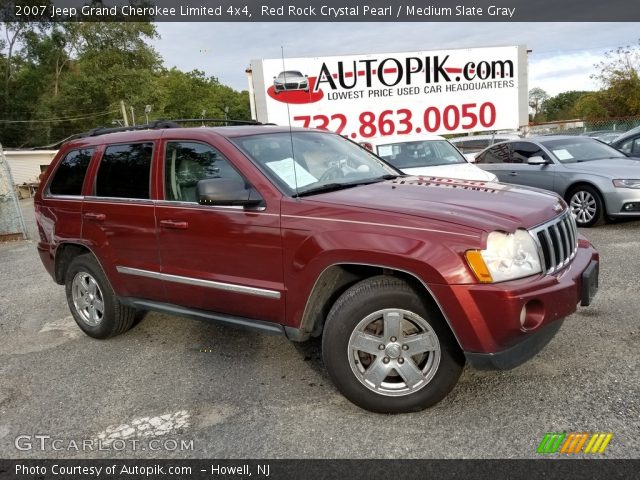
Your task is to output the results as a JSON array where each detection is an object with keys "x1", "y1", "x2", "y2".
[
  {"x1": 49, "y1": 149, "x2": 93, "y2": 196},
  {"x1": 95, "y1": 143, "x2": 153, "y2": 199}
]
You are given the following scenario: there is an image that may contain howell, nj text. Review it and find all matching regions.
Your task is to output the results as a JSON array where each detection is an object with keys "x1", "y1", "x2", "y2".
[{"x1": 209, "y1": 464, "x2": 271, "y2": 476}]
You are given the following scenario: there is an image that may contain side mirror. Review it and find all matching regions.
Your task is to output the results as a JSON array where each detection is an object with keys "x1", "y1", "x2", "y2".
[
  {"x1": 197, "y1": 178, "x2": 263, "y2": 208},
  {"x1": 527, "y1": 156, "x2": 548, "y2": 165}
]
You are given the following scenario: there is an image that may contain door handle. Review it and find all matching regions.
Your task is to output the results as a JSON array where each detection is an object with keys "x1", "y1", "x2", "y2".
[
  {"x1": 84, "y1": 212, "x2": 106, "y2": 221},
  {"x1": 509, "y1": 171, "x2": 518, "y2": 176},
  {"x1": 160, "y1": 219, "x2": 189, "y2": 229}
]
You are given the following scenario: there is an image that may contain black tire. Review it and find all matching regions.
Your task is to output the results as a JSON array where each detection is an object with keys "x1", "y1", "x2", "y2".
[
  {"x1": 64, "y1": 253, "x2": 137, "y2": 339},
  {"x1": 322, "y1": 275, "x2": 464, "y2": 413},
  {"x1": 567, "y1": 185, "x2": 605, "y2": 227}
]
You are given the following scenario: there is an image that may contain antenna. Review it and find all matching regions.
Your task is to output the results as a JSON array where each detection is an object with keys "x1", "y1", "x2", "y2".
[{"x1": 281, "y1": 46, "x2": 300, "y2": 198}]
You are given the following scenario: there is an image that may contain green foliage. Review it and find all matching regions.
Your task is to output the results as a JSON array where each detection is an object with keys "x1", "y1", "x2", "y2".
[
  {"x1": 540, "y1": 91, "x2": 590, "y2": 121},
  {"x1": 528, "y1": 87, "x2": 549, "y2": 122},
  {"x1": 574, "y1": 93, "x2": 609, "y2": 120},
  {"x1": 0, "y1": 20, "x2": 250, "y2": 147},
  {"x1": 590, "y1": 41, "x2": 640, "y2": 117}
]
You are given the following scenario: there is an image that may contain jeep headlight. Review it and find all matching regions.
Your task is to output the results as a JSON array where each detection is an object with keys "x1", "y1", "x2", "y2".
[{"x1": 465, "y1": 229, "x2": 542, "y2": 283}]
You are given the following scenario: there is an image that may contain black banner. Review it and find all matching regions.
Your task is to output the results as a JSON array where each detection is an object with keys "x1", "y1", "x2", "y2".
[
  {"x1": 1, "y1": 459, "x2": 639, "y2": 480},
  {"x1": 1, "y1": 0, "x2": 640, "y2": 22}
]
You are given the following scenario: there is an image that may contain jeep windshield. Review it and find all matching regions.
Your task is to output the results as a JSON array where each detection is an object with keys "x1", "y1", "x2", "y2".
[
  {"x1": 374, "y1": 139, "x2": 468, "y2": 169},
  {"x1": 231, "y1": 131, "x2": 400, "y2": 196}
]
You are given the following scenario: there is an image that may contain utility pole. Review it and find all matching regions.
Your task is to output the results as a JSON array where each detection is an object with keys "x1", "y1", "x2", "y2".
[
  {"x1": 120, "y1": 100, "x2": 129, "y2": 127},
  {"x1": 144, "y1": 105, "x2": 152, "y2": 125}
]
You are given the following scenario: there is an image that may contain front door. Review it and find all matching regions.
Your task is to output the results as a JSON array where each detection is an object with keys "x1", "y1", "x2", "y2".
[
  {"x1": 155, "y1": 140, "x2": 284, "y2": 323},
  {"x1": 503, "y1": 142, "x2": 556, "y2": 191}
]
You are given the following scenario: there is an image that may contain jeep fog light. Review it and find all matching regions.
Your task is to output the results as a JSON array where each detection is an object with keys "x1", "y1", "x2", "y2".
[
  {"x1": 519, "y1": 305, "x2": 527, "y2": 327},
  {"x1": 520, "y1": 300, "x2": 544, "y2": 331}
]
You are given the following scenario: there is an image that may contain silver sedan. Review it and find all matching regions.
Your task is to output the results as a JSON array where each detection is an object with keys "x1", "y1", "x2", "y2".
[{"x1": 474, "y1": 136, "x2": 640, "y2": 227}]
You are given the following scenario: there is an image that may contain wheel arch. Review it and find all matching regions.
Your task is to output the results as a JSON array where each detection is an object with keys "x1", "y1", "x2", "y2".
[
  {"x1": 54, "y1": 242, "x2": 99, "y2": 285},
  {"x1": 563, "y1": 181, "x2": 608, "y2": 221},
  {"x1": 563, "y1": 180, "x2": 606, "y2": 205},
  {"x1": 286, "y1": 263, "x2": 463, "y2": 351}
]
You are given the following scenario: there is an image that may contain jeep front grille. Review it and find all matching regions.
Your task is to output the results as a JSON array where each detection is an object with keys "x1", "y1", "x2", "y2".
[{"x1": 530, "y1": 211, "x2": 578, "y2": 274}]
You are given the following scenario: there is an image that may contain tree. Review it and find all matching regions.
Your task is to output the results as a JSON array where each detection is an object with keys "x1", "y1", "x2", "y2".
[
  {"x1": 152, "y1": 68, "x2": 250, "y2": 121},
  {"x1": 591, "y1": 41, "x2": 640, "y2": 116},
  {"x1": 540, "y1": 91, "x2": 589, "y2": 121},
  {"x1": 0, "y1": 18, "x2": 251, "y2": 147},
  {"x1": 574, "y1": 93, "x2": 608, "y2": 120},
  {"x1": 528, "y1": 87, "x2": 549, "y2": 121}
]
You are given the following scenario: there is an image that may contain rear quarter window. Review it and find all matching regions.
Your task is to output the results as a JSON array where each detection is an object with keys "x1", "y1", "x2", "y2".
[{"x1": 48, "y1": 149, "x2": 94, "y2": 196}]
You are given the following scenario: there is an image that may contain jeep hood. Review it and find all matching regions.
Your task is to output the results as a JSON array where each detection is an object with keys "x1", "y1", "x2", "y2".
[{"x1": 309, "y1": 176, "x2": 564, "y2": 232}]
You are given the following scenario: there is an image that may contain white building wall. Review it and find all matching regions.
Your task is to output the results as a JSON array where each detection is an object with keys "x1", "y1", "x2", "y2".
[{"x1": 3, "y1": 150, "x2": 58, "y2": 184}]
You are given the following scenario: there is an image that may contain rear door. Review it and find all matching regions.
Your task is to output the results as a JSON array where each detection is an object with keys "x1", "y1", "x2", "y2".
[
  {"x1": 474, "y1": 143, "x2": 511, "y2": 179},
  {"x1": 81, "y1": 142, "x2": 165, "y2": 302},
  {"x1": 42, "y1": 147, "x2": 95, "y2": 245},
  {"x1": 155, "y1": 138, "x2": 284, "y2": 323}
]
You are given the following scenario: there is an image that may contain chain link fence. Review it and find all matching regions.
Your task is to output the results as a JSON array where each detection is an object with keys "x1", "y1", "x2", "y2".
[
  {"x1": 0, "y1": 143, "x2": 28, "y2": 241},
  {"x1": 526, "y1": 116, "x2": 640, "y2": 138}
]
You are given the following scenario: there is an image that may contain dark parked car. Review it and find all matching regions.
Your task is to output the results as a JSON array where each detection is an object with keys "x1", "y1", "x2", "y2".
[
  {"x1": 34, "y1": 124, "x2": 598, "y2": 413},
  {"x1": 610, "y1": 126, "x2": 640, "y2": 157},
  {"x1": 583, "y1": 130, "x2": 621, "y2": 144},
  {"x1": 475, "y1": 136, "x2": 640, "y2": 227}
]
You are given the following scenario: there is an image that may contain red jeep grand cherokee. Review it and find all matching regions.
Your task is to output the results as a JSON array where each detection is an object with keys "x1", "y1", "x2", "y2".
[{"x1": 35, "y1": 123, "x2": 599, "y2": 413}]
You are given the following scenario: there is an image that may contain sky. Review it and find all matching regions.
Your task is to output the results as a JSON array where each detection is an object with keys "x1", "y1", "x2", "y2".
[{"x1": 152, "y1": 22, "x2": 640, "y2": 97}]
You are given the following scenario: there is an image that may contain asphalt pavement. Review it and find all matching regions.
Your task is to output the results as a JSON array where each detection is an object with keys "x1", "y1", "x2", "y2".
[{"x1": 0, "y1": 199, "x2": 638, "y2": 459}]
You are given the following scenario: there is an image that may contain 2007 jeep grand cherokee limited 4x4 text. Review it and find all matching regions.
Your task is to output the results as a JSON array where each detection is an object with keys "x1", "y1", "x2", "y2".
[{"x1": 35, "y1": 123, "x2": 599, "y2": 413}]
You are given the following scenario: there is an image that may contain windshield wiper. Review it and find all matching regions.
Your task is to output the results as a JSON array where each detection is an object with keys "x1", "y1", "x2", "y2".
[
  {"x1": 295, "y1": 174, "x2": 401, "y2": 198},
  {"x1": 295, "y1": 182, "x2": 360, "y2": 197}
]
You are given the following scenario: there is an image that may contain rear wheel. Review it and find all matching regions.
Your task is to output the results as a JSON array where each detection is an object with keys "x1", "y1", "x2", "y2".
[
  {"x1": 322, "y1": 276, "x2": 464, "y2": 413},
  {"x1": 568, "y1": 185, "x2": 604, "y2": 227},
  {"x1": 65, "y1": 254, "x2": 137, "y2": 339}
]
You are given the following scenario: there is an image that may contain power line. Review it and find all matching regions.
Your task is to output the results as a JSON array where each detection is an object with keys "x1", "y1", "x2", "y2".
[
  {"x1": 0, "y1": 110, "x2": 119, "y2": 124},
  {"x1": 27, "y1": 133, "x2": 82, "y2": 149},
  {"x1": 531, "y1": 39, "x2": 639, "y2": 56}
]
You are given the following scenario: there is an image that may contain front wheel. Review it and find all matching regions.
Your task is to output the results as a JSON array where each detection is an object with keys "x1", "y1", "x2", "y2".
[
  {"x1": 322, "y1": 276, "x2": 464, "y2": 413},
  {"x1": 568, "y1": 185, "x2": 605, "y2": 227}
]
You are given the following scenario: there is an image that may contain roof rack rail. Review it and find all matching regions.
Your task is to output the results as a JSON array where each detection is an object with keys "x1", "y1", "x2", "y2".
[
  {"x1": 171, "y1": 118, "x2": 263, "y2": 126},
  {"x1": 68, "y1": 118, "x2": 265, "y2": 141},
  {"x1": 70, "y1": 120, "x2": 180, "y2": 140}
]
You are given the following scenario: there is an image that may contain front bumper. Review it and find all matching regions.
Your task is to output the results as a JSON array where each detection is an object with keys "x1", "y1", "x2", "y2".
[
  {"x1": 604, "y1": 187, "x2": 640, "y2": 217},
  {"x1": 429, "y1": 238, "x2": 599, "y2": 370},
  {"x1": 464, "y1": 319, "x2": 564, "y2": 370}
]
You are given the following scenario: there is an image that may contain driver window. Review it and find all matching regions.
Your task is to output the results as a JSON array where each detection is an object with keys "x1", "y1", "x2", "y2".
[
  {"x1": 510, "y1": 142, "x2": 548, "y2": 164},
  {"x1": 164, "y1": 141, "x2": 244, "y2": 202}
]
